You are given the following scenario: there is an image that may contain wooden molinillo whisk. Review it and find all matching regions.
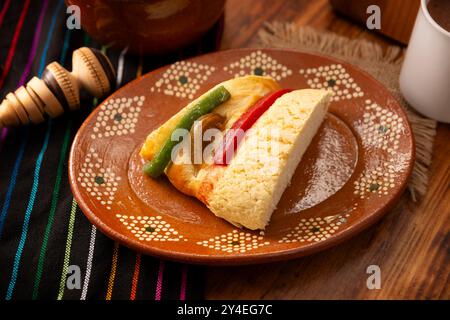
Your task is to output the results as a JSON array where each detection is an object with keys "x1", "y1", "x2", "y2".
[{"x1": 0, "y1": 47, "x2": 116, "y2": 128}]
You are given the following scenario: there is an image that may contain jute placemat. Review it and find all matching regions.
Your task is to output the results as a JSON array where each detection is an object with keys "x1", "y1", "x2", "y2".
[{"x1": 258, "y1": 22, "x2": 437, "y2": 200}]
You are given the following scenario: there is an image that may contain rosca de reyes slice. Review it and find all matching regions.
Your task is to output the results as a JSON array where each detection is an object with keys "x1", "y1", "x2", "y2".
[{"x1": 140, "y1": 75, "x2": 331, "y2": 230}]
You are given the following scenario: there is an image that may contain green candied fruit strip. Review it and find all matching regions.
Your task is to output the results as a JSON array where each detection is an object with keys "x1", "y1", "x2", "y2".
[{"x1": 143, "y1": 85, "x2": 231, "y2": 177}]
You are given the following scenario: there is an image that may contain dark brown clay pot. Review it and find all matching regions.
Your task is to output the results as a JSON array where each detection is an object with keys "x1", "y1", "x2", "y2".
[{"x1": 66, "y1": 0, "x2": 226, "y2": 54}]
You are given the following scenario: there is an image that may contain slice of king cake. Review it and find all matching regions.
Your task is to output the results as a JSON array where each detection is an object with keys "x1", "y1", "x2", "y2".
[
  {"x1": 205, "y1": 89, "x2": 331, "y2": 229},
  {"x1": 141, "y1": 76, "x2": 332, "y2": 230}
]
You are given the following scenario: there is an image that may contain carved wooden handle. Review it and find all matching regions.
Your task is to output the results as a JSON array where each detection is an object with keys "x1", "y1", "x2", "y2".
[{"x1": 0, "y1": 47, "x2": 116, "y2": 128}]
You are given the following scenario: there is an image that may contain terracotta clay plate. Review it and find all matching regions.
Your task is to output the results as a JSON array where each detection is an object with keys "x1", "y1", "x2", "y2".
[{"x1": 69, "y1": 49, "x2": 415, "y2": 265}]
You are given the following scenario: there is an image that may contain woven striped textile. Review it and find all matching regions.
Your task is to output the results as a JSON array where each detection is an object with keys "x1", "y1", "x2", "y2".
[{"x1": 0, "y1": 0, "x2": 221, "y2": 300}]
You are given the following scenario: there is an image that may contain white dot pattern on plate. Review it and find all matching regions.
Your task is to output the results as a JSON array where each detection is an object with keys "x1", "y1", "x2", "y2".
[
  {"x1": 196, "y1": 230, "x2": 269, "y2": 253},
  {"x1": 223, "y1": 50, "x2": 293, "y2": 81},
  {"x1": 279, "y1": 212, "x2": 351, "y2": 243},
  {"x1": 150, "y1": 61, "x2": 216, "y2": 100},
  {"x1": 353, "y1": 100, "x2": 406, "y2": 199},
  {"x1": 353, "y1": 165, "x2": 398, "y2": 198},
  {"x1": 299, "y1": 64, "x2": 364, "y2": 101},
  {"x1": 91, "y1": 95, "x2": 144, "y2": 139},
  {"x1": 77, "y1": 148, "x2": 121, "y2": 210},
  {"x1": 358, "y1": 99, "x2": 404, "y2": 155},
  {"x1": 116, "y1": 214, "x2": 186, "y2": 242}
]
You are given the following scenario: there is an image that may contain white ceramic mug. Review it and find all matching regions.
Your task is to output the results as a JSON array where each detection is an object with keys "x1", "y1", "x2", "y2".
[{"x1": 400, "y1": 0, "x2": 450, "y2": 123}]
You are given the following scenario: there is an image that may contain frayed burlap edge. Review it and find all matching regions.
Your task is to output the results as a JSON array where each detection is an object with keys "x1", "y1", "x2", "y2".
[{"x1": 258, "y1": 22, "x2": 437, "y2": 200}]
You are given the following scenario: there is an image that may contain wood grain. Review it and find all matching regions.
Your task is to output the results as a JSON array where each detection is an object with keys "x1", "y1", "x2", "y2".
[
  {"x1": 330, "y1": 0, "x2": 421, "y2": 44},
  {"x1": 206, "y1": 0, "x2": 450, "y2": 299}
]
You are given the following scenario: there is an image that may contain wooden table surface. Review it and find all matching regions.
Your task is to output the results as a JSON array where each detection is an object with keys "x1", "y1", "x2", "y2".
[{"x1": 205, "y1": 0, "x2": 450, "y2": 300}]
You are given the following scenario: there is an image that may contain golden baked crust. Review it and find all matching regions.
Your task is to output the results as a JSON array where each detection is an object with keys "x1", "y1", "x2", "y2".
[
  {"x1": 140, "y1": 76, "x2": 332, "y2": 229},
  {"x1": 206, "y1": 89, "x2": 332, "y2": 229},
  {"x1": 140, "y1": 76, "x2": 281, "y2": 160}
]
